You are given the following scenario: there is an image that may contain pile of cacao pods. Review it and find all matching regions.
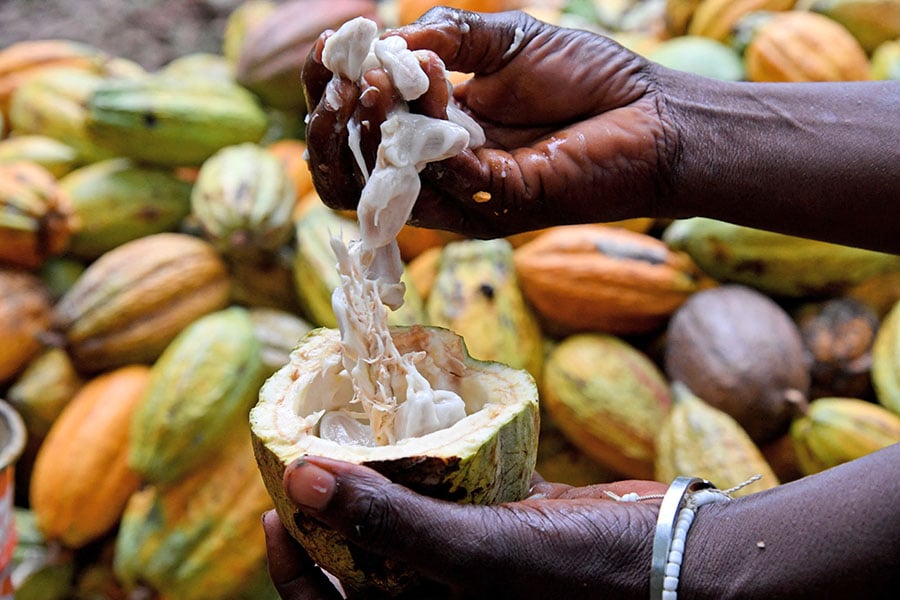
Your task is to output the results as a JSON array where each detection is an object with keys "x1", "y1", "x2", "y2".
[{"x1": 1, "y1": 0, "x2": 899, "y2": 597}]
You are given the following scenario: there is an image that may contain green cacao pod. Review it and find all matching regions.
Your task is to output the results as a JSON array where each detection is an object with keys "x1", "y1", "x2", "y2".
[
  {"x1": 59, "y1": 158, "x2": 192, "y2": 259},
  {"x1": 426, "y1": 238, "x2": 543, "y2": 379},
  {"x1": 871, "y1": 38, "x2": 900, "y2": 80},
  {"x1": 52, "y1": 233, "x2": 231, "y2": 372},
  {"x1": 115, "y1": 426, "x2": 278, "y2": 600},
  {"x1": 647, "y1": 35, "x2": 745, "y2": 80},
  {"x1": 663, "y1": 218, "x2": 900, "y2": 297},
  {"x1": 8, "y1": 67, "x2": 117, "y2": 164},
  {"x1": 872, "y1": 299, "x2": 900, "y2": 414},
  {"x1": 790, "y1": 396, "x2": 900, "y2": 474},
  {"x1": 7, "y1": 347, "x2": 84, "y2": 442},
  {"x1": 191, "y1": 143, "x2": 295, "y2": 258},
  {"x1": 541, "y1": 333, "x2": 672, "y2": 479},
  {"x1": 252, "y1": 325, "x2": 539, "y2": 596},
  {"x1": 86, "y1": 75, "x2": 268, "y2": 166},
  {"x1": 0, "y1": 135, "x2": 78, "y2": 178},
  {"x1": 293, "y1": 203, "x2": 425, "y2": 327},
  {"x1": 129, "y1": 306, "x2": 267, "y2": 484},
  {"x1": 10, "y1": 508, "x2": 75, "y2": 600},
  {"x1": 655, "y1": 383, "x2": 780, "y2": 497}
]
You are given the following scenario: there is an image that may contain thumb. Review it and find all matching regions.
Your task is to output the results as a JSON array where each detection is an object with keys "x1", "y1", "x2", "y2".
[{"x1": 283, "y1": 456, "x2": 548, "y2": 588}]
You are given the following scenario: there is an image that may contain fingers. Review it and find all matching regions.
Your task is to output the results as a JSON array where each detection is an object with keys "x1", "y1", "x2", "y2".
[
  {"x1": 262, "y1": 510, "x2": 344, "y2": 600},
  {"x1": 398, "y1": 8, "x2": 542, "y2": 75},
  {"x1": 304, "y1": 77, "x2": 365, "y2": 209}
]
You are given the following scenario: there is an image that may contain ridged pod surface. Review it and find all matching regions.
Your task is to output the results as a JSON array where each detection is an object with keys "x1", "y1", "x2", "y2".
[
  {"x1": 744, "y1": 10, "x2": 871, "y2": 82},
  {"x1": 191, "y1": 143, "x2": 296, "y2": 258},
  {"x1": 0, "y1": 135, "x2": 78, "y2": 178},
  {"x1": 29, "y1": 365, "x2": 150, "y2": 548},
  {"x1": 0, "y1": 161, "x2": 76, "y2": 269},
  {"x1": 655, "y1": 383, "x2": 779, "y2": 497},
  {"x1": 60, "y1": 158, "x2": 192, "y2": 259},
  {"x1": 52, "y1": 233, "x2": 231, "y2": 372},
  {"x1": 790, "y1": 396, "x2": 900, "y2": 474},
  {"x1": 872, "y1": 300, "x2": 900, "y2": 414},
  {"x1": 129, "y1": 307, "x2": 266, "y2": 484},
  {"x1": 248, "y1": 307, "x2": 313, "y2": 374},
  {"x1": 8, "y1": 67, "x2": 117, "y2": 164},
  {"x1": 426, "y1": 238, "x2": 544, "y2": 379},
  {"x1": 687, "y1": 0, "x2": 797, "y2": 41},
  {"x1": 665, "y1": 284, "x2": 809, "y2": 444},
  {"x1": 514, "y1": 224, "x2": 712, "y2": 335},
  {"x1": 663, "y1": 218, "x2": 900, "y2": 297},
  {"x1": 541, "y1": 333, "x2": 672, "y2": 479},
  {"x1": 115, "y1": 426, "x2": 277, "y2": 600},
  {"x1": 0, "y1": 268, "x2": 53, "y2": 383},
  {"x1": 251, "y1": 325, "x2": 539, "y2": 595},
  {"x1": 292, "y1": 203, "x2": 425, "y2": 327},
  {"x1": 86, "y1": 76, "x2": 268, "y2": 166}
]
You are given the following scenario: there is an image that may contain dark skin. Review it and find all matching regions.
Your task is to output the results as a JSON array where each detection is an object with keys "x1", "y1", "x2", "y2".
[{"x1": 267, "y1": 7, "x2": 900, "y2": 599}]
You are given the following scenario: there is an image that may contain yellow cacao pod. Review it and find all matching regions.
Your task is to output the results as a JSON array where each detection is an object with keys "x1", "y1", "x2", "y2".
[
  {"x1": 0, "y1": 135, "x2": 78, "y2": 178},
  {"x1": 541, "y1": 333, "x2": 672, "y2": 479},
  {"x1": 872, "y1": 299, "x2": 900, "y2": 414},
  {"x1": 744, "y1": 10, "x2": 871, "y2": 81},
  {"x1": 790, "y1": 396, "x2": 900, "y2": 475},
  {"x1": 52, "y1": 233, "x2": 231, "y2": 372},
  {"x1": 688, "y1": 0, "x2": 797, "y2": 41},
  {"x1": 655, "y1": 383, "x2": 780, "y2": 497},
  {"x1": 811, "y1": 0, "x2": 900, "y2": 52}
]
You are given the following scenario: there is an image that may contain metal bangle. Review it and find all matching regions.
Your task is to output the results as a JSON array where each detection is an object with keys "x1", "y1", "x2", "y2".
[{"x1": 649, "y1": 476, "x2": 715, "y2": 600}]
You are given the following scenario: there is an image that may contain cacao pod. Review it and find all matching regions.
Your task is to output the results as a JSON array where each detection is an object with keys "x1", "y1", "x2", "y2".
[
  {"x1": 790, "y1": 396, "x2": 900, "y2": 474},
  {"x1": 0, "y1": 161, "x2": 76, "y2": 270},
  {"x1": 59, "y1": 157, "x2": 192, "y2": 259},
  {"x1": 251, "y1": 325, "x2": 539, "y2": 595},
  {"x1": 10, "y1": 508, "x2": 75, "y2": 600},
  {"x1": 743, "y1": 10, "x2": 871, "y2": 81},
  {"x1": 541, "y1": 332, "x2": 672, "y2": 479},
  {"x1": 426, "y1": 238, "x2": 544, "y2": 378},
  {"x1": 871, "y1": 38, "x2": 900, "y2": 80},
  {"x1": 235, "y1": 0, "x2": 380, "y2": 109},
  {"x1": 0, "y1": 135, "x2": 78, "y2": 178},
  {"x1": 663, "y1": 217, "x2": 900, "y2": 297},
  {"x1": 86, "y1": 75, "x2": 268, "y2": 166},
  {"x1": 115, "y1": 425, "x2": 278, "y2": 600},
  {"x1": 129, "y1": 306, "x2": 267, "y2": 484},
  {"x1": 872, "y1": 299, "x2": 900, "y2": 414},
  {"x1": 29, "y1": 365, "x2": 150, "y2": 548},
  {"x1": 647, "y1": 35, "x2": 745, "y2": 80},
  {"x1": 811, "y1": 0, "x2": 900, "y2": 52},
  {"x1": 655, "y1": 382, "x2": 779, "y2": 497},
  {"x1": 223, "y1": 0, "x2": 277, "y2": 65},
  {"x1": 665, "y1": 284, "x2": 810, "y2": 444},
  {"x1": 248, "y1": 306, "x2": 313, "y2": 374},
  {"x1": 687, "y1": 0, "x2": 797, "y2": 41},
  {"x1": 52, "y1": 233, "x2": 231, "y2": 372},
  {"x1": 7, "y1": 347, "x2": 84, "y2": 442},
  {"x1": 514, "y1": 224, "x2": 713, "y2": 335},
  {"x1": 191, "y1": 142, "x2": 296, "y2": 258},
  {"x1": 8, "y1": 67, "x2": 117, "y2": 163},
  {"x1": 795, "y1": 297, "x2": 879, "y2": 400},
  {"x1": 0, "y1": 268, "x2": 52, "y2": 383}
]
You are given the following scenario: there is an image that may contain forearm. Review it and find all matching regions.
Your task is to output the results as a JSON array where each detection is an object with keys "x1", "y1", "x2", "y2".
[
  {"x1": 680, "y1": 443, "x2": 900, "y2": 599},
  {"x1": 659, "y1": 71, "x2": 900, "y2": 253}
]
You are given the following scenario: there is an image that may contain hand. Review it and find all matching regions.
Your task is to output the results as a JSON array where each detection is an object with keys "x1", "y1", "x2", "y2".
[
  {"x1": 302, "y1": 8, "x2": 676, "y2": 238},
  {"x1": 262, "y1": 456, "x2": 664, "y2": 599}
]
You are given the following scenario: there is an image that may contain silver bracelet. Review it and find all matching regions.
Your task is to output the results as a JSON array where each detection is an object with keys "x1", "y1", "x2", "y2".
[{"x1": 650, "y1": 477, "x2": 724, "y2": 600}]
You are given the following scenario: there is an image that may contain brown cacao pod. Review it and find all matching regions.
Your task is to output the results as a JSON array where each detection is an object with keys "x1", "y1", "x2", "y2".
[
  {"x1": 0, "y1": 268, "x2": 53, "y2": 383},
  {"x1": 29, "y1": 365, "x2": 151, "y2": 548},
  {"x1": 52, "y1": 233, "x2": 231, "y2": 372},
  {"x1": 795, "y1": 297, "x2": 879, "y2": 400},
  {"x1": 541, "y1": 332, "x2": 672, "y2": 479},
  {"x1": 0, "y1": 161, "x2": 76, "y2": 269},
  {"x1": 744, "y1": 10, "x2": 871, "y2": 82},
  {"x1": 665, "y1": 284, "x2": 810, "y2": 444},
  {"x1": 235, "y1": 0, "x2": 380, "y2": 110},
  {"x1": 514, "y1": 224, "x2": 713, "y2": 335}
]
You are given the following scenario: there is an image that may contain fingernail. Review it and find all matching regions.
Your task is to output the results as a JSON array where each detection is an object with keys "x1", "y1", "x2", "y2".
[{"x1": 284, "y1": 458, "x2": 336, "y2": 511}]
